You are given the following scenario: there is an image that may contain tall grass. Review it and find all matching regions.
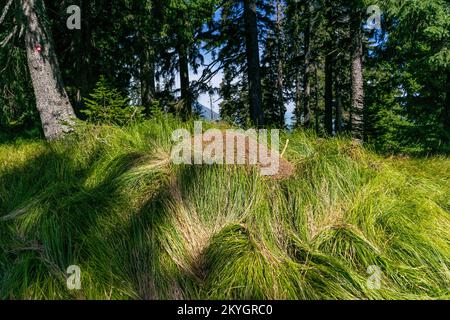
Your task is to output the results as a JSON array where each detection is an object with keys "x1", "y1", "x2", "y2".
[{"x1": 0, "y1": 115, "x2": 449, "y2": 300}]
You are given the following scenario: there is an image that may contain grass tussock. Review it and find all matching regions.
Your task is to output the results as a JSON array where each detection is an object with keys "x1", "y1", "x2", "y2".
[{"x1": 0, "y1": 116, "x2": 449, "y2": 300}]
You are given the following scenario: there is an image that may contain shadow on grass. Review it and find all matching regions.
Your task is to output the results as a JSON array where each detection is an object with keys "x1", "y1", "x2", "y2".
[
  {"x1": 0, "y1": 136, "x2": 220, "y2": 299},
  {"x1": 0, "y1": 143, "x2": 167, "y2": 299}
]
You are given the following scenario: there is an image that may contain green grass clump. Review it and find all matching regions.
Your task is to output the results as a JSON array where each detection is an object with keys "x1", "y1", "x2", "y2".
[{"x1": 0, "y1": 116, "x2": 449, "y2": 300}]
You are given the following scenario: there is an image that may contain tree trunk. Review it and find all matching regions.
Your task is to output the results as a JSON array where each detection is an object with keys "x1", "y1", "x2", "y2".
[
  {"x1": 140, "y1": 1, "x2": 157, "y2": 115},
  {"x1": 303, "y1": 1, "x2": 312, "y2": 128},
  {"x1": 324, "y1": 1, "x2": 334, "y2": 136},
  {"x1": 75, "y1": 0, "x2": 94, "y2": 113},
  {"x1": 179, "y1": 43, "x2": 191, "y2": 120},
  {"x1": 23, "y1": 0, "x2": 76, "y2": 140},
  {"x1": 324, "y1": 53, "x2": 333, "y2": 135},
  {"x1": 442, "y1": 70, "x2": 450, "y2": 144},
  {"x1": 295, "y1": 73, "x2": 302, "y2": 127},
  {"x1": 244, "y1": 0, "x2": 265, "y2": 127},
  {"x1": 350, "y1": 12, "x2": 364, "y2": 140},
  {"x1": 276, "y1": 0, "x2": 284, "y2": 128},
  {"x1": 314, "y1": 64, "x2": 320, "y2": 133},
  {"x1": 141, "y1": 47, "x2": 156, "y2": 113},
  {"x1": 335, "y1": 66, "x2": 343, "y2": 134}
]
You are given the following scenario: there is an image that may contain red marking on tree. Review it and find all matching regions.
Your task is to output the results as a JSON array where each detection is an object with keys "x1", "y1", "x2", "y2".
[{"x1": 35, "y1": 44, "x2": 42, "y2": 53}]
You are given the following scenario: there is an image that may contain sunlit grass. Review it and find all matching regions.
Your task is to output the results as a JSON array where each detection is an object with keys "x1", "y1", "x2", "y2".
[{"x1": 0, "y1": 115, "x2": 449, "y2": 299}]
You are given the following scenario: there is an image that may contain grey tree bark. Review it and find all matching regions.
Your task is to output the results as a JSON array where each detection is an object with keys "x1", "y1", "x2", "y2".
[
  {"x1": 350, "y1": 12, "x2": 364, "y2": 140},
  {"x1": 23, "y1": 0, "x2": 76, "y2": 140},
  {"x1": 244, "y1": 0, "x2": 265, "y2": 127}
]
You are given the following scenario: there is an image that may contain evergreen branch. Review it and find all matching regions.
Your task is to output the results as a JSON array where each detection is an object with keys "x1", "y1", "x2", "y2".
[
  {"x1": 0, "y1": 0, "x2": 14, "y2": 26},
  {"x1": 0, "y1": 25, "x2": 17, "y2": 47}
]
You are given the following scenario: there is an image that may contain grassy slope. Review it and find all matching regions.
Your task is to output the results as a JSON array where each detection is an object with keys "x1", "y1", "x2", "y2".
[{"x1": 0, "y1": 116, "x2": 449, "y2": 300}]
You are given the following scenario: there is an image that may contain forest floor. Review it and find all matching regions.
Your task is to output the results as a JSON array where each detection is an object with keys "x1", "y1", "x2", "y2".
[{"x1": 0, "y1": 116, "x2": 449, "y2": 299}]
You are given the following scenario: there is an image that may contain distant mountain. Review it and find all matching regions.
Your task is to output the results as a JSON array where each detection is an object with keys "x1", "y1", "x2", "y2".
[{"x1": 193, "y1": 102, "x2": 220, "y2": 121}]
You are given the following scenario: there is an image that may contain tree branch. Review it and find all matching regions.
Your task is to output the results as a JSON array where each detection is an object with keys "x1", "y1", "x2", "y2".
[
  {"x1": 0, "y1": 25, "x2": 17, "y2": 47},
  {"x1": 0, "y1": 0, "x2": 14, "y2": 26}
]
